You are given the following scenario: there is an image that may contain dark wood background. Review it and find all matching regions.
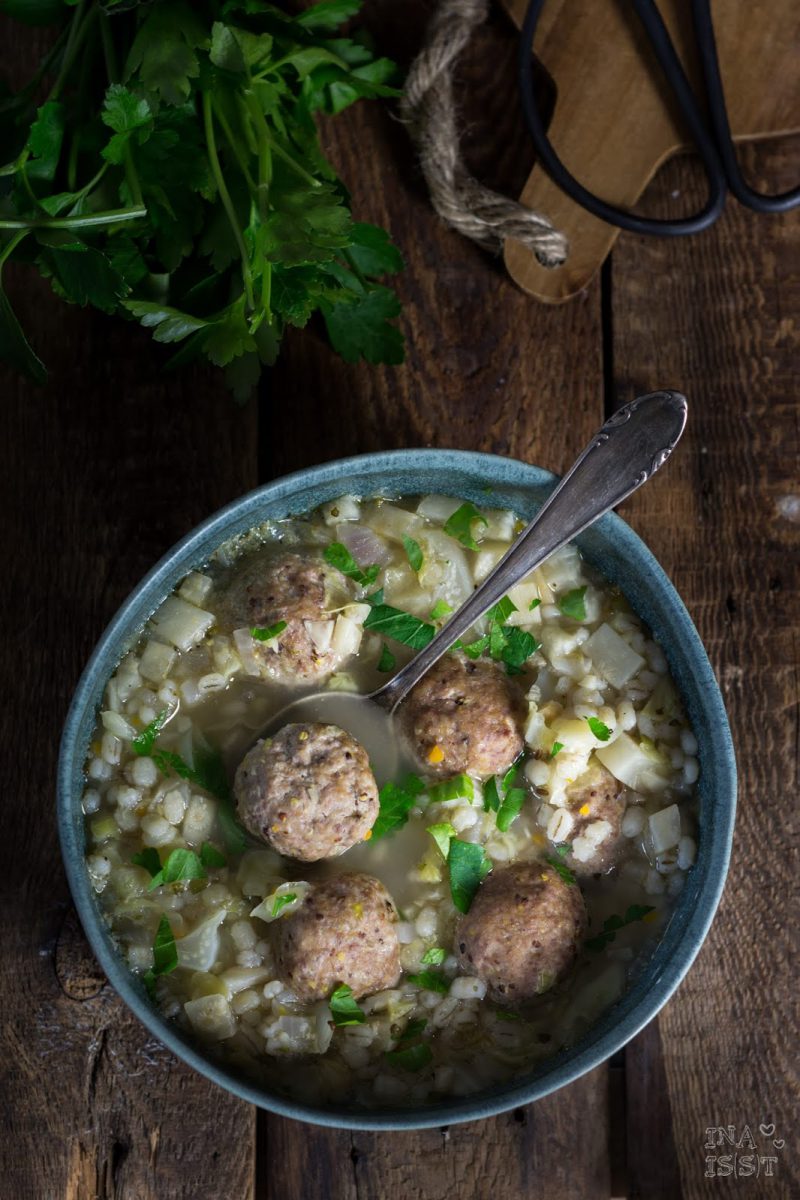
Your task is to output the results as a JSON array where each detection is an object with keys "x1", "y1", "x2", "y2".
[{"x1": 2, "y1": 3, "x2": 797, "y2": 1197}]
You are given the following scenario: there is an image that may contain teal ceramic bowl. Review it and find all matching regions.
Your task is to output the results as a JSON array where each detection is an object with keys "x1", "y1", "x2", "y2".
[{"x1": 58, "y1": 450, "x2": 736, "y2": 1130}]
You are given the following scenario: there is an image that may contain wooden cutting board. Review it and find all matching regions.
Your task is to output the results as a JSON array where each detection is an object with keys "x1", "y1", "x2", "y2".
[{"x1": 499, "y1": 0, "x2": 800, "y2": 302}]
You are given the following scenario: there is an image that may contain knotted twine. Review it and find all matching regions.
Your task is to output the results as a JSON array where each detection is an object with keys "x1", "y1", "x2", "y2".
[{"x1": 400, "y1": 0, "x2": 567, "y2": 268}]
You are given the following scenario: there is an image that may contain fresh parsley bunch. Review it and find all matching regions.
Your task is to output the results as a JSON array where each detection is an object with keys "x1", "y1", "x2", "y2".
[{"x1": 0, "y1": 0, "x2": 405, "y2": 397}]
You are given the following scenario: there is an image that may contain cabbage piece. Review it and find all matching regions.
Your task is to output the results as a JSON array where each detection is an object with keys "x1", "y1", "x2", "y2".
[
  {"x1": 175, "y1": 909, "x2": 227, "y2": 972},
  {"x1": 597, "y1": 732, "x2": 669, "y2": 791},
  {"x1": 251, "y1": 881, "x2": 310, "y2": 923},
  {"x1": 150, "y1": 596, "x2": 214, "y2": 652},
  {"x1": 585, "y1": 623, "x2": 645, "y2": 689},
  {"x1": 183, "y1": 993, "x2": 236, "y2": 1040},
  {"x1": 536, "y1": 545, "x2": 585, "y2": 596},
  {"x1": 649, "y1": 804, "x2": 681, "y2": 853},
  {"x1": 417, "y1": 530, "x2": 472, "y2": 612}
]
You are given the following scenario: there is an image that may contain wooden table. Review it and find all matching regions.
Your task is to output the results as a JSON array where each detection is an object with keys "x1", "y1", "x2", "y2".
[{"x1": 2, "y1": 5, "x2": 797, "y2": 1197}]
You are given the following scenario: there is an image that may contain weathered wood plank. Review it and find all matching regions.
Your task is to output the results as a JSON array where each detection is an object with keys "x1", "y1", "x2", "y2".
[{"x1": 611, "y1": 137, "x2": 800, "y2": 1199}]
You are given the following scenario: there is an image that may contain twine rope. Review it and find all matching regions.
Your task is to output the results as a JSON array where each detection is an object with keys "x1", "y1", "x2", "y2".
[{"x1": 400, "y1": 0, "x2": 567, "y2": 267}]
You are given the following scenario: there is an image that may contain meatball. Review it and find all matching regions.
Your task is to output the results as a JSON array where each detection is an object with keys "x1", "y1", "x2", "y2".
[
  {"x1": 272, "y1": 873, "x2": 401, "y2": 1001},
  {"x1": 234, "y1": 723, "x2": 379, "y2": 861},
  {"x1": 563, "y1": 762, "x2": 625, "y2": 877},
  {"x1": 454, "y1": 861, "x2": 587, "y2": 1004},
  {"x1": 400, "y1": 654, "x2": 525, "y2": 779},
  {"x1": 223, "y1": 551, "x2": 338, "y2": 683}
]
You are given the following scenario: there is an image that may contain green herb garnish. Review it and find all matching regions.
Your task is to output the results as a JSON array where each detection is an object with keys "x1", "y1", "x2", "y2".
[
  {"x1": 271, "y1": 892, "x2": 297, "y2": 918},
  {"x1": 443, "y1": 502, "x2": 488, "y2": 551},
  {"x1": 421, "y1": 947, "x2": 446, "y2": 965},
  {"x1": 324, "y1": 542, "x2": 380, "y2": 588},
  {"x1": 430, "y1": 599, "x2": 453, "y2": 621},
  {"x1": 385, "y1": 1043, "x2": 433, "y2": 1071},
  {"x1": 484, "y1": 758, "x2": 526, "y2": 831},
  {"x1": 400, "y1": 1018, "x2": 428, "y2": 1040},
  {"x1": 0, "y1": 2, "x2": 404, "y2": 394},
  {"x1": 487, "y1": 596, "x2": 517, "y2": 623},
  {"x1": 370, "y1": 774, "x2": 425, "y2": 839},
  {"x1": 402, "y1": 535, "x2": 423, "y2": 572},
  {"x1": 550, "y1": 741, "x2": 564, "y2": 758},
  {"x1": 148, "y1": 738, "x2": 248, "y2": 856},
  {"x1": 584, "y1": 905, "x2": 657, "y2": 952},
  {"x1": 406, "y1": 970, "x2": 449, "y2": 994},
  {"x1": 148, "y1": 848, "x2": 207, "y2": 891},
  {"x1": 376, "y1": 643, "x2": 396, "y2": 673},
  {"x1": 586, "y1": 716, "x2": 612, "y2": 742},
  {"x1": 132, "y1": 709, "x2": 168, "y2": 756},
  {"x1": 132, "y1": 847, "x2": 161, "y2": 877},
  {"x1": 555, "y1": 842, "x2": 572, "y2": 858},
  {"x1": 529, "y1": 598, "x2": 541, "y2": 611},
  {"x1": 250, "y1": 620, "x2": 288, "y2": 642},
  {"x1": 558, "y1": 587, "x2": 588, "y2": 621},
  {"x1": 483, "y1": 775, "x2": 501, "y2": 813},
  {"x1": 426, "y1": 774, "x2": 474, "y2": 805},
  {"x1": 544, "y1": 855, "x2": 577, "y2": 886},
  {"x1": 329, "y1": 983, "x2": 366, "y2": 1026},
  {"x1": 447, "y1": 839, "x2": 492, "y2": 914},
  {"x1": 142, "y1": 914, "x2": 178, "y2": 998},
  {"x1": 426, "y1": 821, "x2": 456, "y2": 859},
  {"x1": 363, "y1": 603, "x2": 435, "y2": 650},
  {"x1": 496, "y1": 787, "x2": 526, "y2": 833},
  {"x1": 200, "y1": 842, "x2": 227, "y2": 869},
  {"x1": 495, "y1": 1009, "x2": 521, "y2": 1022},
  {"x1": 458, "y1": 598, "x2": 539, "y2": 675}
]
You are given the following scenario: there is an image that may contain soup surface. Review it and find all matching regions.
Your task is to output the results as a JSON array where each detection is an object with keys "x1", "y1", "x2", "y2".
[{"x1": 82, "y1": 494, "x2": 698, "y2": 1107}]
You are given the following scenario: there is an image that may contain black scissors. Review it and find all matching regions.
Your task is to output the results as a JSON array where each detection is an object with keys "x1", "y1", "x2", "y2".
[{"x1": 518, "y1": 0, "x2": 800, "y2": 235}]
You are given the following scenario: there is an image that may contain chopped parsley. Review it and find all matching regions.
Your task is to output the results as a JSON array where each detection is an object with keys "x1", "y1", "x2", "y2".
[
  {"x1": 200, "y1": 842, "x2": 226, "y2": 869},
  {"x1": 363, "y1": 602, "x2": 435, "y2": 650},
  {"x1": 385, "y1": 1043, "x2": 433, "y2": 1071},
  {"x1": 459, "y1": 595, "x2": 540, "y2": 675},
  {"x1": 426, "y1": 774, "x2": 474, "y2": 805},
  {"x1": 483, "y1": 775, "x2": 501, "y2": 813},
  {"x1": 421, "y1": 947, "x2": 446, "y2": 965},
  {"x1": 443, "y1": 502, "x2": 488, "y2": 551},
  {"x1": 496, "y1": 787, "x2": 526, "y2": 833},
  {"x1": 323, "y1": 542, "x2": 380, "y2": 589},
  {"x1": 370, "y1": 774, "x2": 425, "y2": 839},
  {"x1": 142, "y1": 914, "x2": 178, "y2": 998},
  {"x1": 585, "y1": 905, "x2": 657, "y2": 952},
  {"x1": 557, "y1": 586, "x2": 588, "y2": 621},
  {"x1": 271, "y1": 893, "x2": 297, "y2": 918},
  {"x1": 487, "y1": 596, "x2": 517, "y2": 623},
  {"x1": 430, "y1": 599, "x2": 453, "y2": 621},
  {"x1": 402, "y1": 535, "x2": 423, "y2": 572},
  {"x1": 406, "y1": 969, "x2": 449, "y2": 994},
  {"x1": 146, "y1": 737, "x2": 248, "y2": 856},
  {"x1": 544, "y1": 855, "x2": 577, "y2": 886},
  {"x1": 328, "y1": 984, "x2": 366, "y2": 1027},
  {"x1": 529, "y1": 598, "x2": 542, "y2": 611},
  {"x1": 132, "y1": 847, "x2": 162, "y2": 877},
  {"x1": 554, "y1": 842, "x2": 572, "y2": 858},
  {"x1": 147, "y1": 848, "x2": 206, "y2": 891},
  {"x1": 132, "y1": 709, "x2": 168, "y2": 756},
  {"x1": 550, "y1": 741, "x2": 564, "y2": 758},
  {"x1": 586, "y1": 716, "x2": 612, "y2": 742},
  {"x1": 484, "y1": 757, "x2": 526, "y2": 831},
  {"x1": 426, "y1": 822, "x2": 456, "y2": 859},
  {"x1": 376, "y1": 643, "x2": 396, "y2": 673},
  {"x1": 250, "y1": 620, "x2": 288, "y2": 642},
  {"x1": 401, "y1": 1018, "x2": 428, "y2": 1039},
  {"x1": 447, "y1": 839, "x2": 492, "y2": 914}
]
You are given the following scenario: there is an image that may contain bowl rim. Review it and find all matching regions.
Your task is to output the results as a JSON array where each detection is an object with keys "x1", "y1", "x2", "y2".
[{"x1": 58, "y1": 448, "x2": 737, "y2": 1130}]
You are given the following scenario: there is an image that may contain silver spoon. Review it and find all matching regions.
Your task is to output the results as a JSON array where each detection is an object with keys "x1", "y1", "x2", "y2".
[{"x1": 260, "y1": 390, "x2": 688, "y2": 780}]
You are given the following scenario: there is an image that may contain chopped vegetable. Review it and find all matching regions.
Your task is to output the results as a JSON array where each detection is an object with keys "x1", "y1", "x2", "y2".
[
  {"x1": 143, "y1": 914, "x2": 178, "y2": 998},
  {"x1": 250, "y1": 620, "x2": 288, "y2": 642},
  {"x1": 370, "y1": 774, "x2": 425, "y2": 839},
  {"x1": 421, "y1": 947, "x2": 446, "y2": 965},
  {"x1": 430, "y1": 599, "x2": 453, "y2": 621},
  {"x1": 550, "y1": 741, "x2": 564, "y2": 758},
  {"x1": 459, "y1": 598, "x2": 539, "y2": 675},
  {"x1": 376, "y1": 643, "x2": 396, "y2": 673},
  {"x1": 544, "y1": 855, "x2": 576, "y2": 886},
  {"x1": 402, "y1": 535, "x2": 423, "y2": 572},
  {"x1": 585, "y1": 905, "x2": 657, "y2": 952},
  {"x1": 484, "y1": 757, "x2": 526, "y2": 831},
  {"x1": 132, "y1": 709, "x2": 168, "y2": 756},
  {"x1": 148, "y1": 848, "x2": 206, "y2": 891},
  {"x1": 401, "y1": 1018, "x2": 428, "y2": 1039},
  {"x1": 200, "y1": 842, "x2": 227, "y2": 869},
  {"x1": 363, "y1": 603, "x2": 435, "y2": 650},
  {"x1": 586, "y1": 716, "x2": 612, "y2": 742},
  {"x1": 496, "y1": 787, "x2": 526, "y2": 833},
  {"x1": 406, "y1": 969, "x2": 448, "y2": 994},
  {"x1": 529, "y1": 599, "x2": 541, "y2": 611},
  {"x1": 555, "y1": 842, "x2": 572, "y2": 858},
  {"x1": 443, "y1": 502, "x2": 488, "y2": 551},
  {"x1": 426, "y1": 775, "x2": 474, "y2": 805},
  {"x1": 447, "y1": 839, "x2": 492, "y2": 914},
  {"x1": 271, "y1": 892, "x2": 297, "y2": 918},
  {"x1": 426, "y1": 821, "x2": 456, "y2": 859},
  {"x1": 324, "y1": 542, "x2": 380, "y2": 588},
  {"x1": 1, "y1": 1, "x2": 405, "y2": 394},
  {"x1": 146, "y1": 733, "x2": 248, "y2": 855},
  {"x1": 132, "y1": 847, "x2": 161, "y2": 877},
  {"x1": 558, "y1": 587, "x2": 588, "y2": 621},
  {"x1": 483, "y1": 775, "x2": 501, "y2": 814},
  {"x1": 328, "y1": 983, "x2": 366, "y2": 1026},
  {"x1": 487, "y1": 596, "x2": 517, "y2": 623},
  {"x1": 385, "y1": 1042, "x2": 433, "y2": 1071}
]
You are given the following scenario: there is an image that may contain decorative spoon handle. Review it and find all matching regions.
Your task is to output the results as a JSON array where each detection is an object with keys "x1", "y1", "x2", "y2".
[{"x1": 373, "y1": 389, "x2": 688, "y2": 713}]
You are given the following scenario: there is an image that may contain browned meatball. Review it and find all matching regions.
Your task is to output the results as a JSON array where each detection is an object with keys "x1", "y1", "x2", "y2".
[
  {"x1": 399, "y1": 654, "x2": 525, "y2": 779},
  {"x1": 223, "y1": 551, "x2": 339, "y2": 683},
  {"x1": 272, "y1": 873, "x2": 401, "y2": 1002},
  {"x1": 454, "y1": 862, "x2": 586, "y2": 1004},
  {"x1": 234, "y1": 723, "x2": 378, "y2": 862},
  {"x1": 562, "y1": 763, "x2": 625, "y2": 877}
]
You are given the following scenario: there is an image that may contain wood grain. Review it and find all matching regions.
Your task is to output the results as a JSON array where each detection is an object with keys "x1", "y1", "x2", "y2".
[{"x1": 610, "y1": 136, "x2": 800, "y2": 1199}]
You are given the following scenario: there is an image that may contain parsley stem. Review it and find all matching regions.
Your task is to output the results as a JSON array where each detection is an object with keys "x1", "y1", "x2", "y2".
[
  {"x1": 0, "y1": 207, "x2": 146, "y2": 230},
  {"x1": 98, "y1": 10, "x2": 143, "y2": 208},
  {"x1": 49, "y1": 1, "x2": 96, "y2": 104},
  {"x1": 0, "y1": 230, "x2": 29, "y2": 272},
  {"x1": 202, "y1": 92, "x2": 255, "y2": 312},
  {"x1": 211, "y1": 104, "x2": 256, "y2": 195}
]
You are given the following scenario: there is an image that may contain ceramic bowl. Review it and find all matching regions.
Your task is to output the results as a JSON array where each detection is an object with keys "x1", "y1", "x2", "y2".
[{"x1": 58, "y1": 450, "x2": 736, "y2": 1130}]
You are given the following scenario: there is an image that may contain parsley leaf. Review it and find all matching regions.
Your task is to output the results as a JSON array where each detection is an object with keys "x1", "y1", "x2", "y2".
[
  {"x1": 143, "y1": 914, "x2": 178, "y2": 997},
  {"x1": 426, "y1": 775, "x2": 474, "y2": 805},
  {"x1": 443, "y1": 502, "x2": 487, "y2": 551},
  {"x1": 324, "y1": 542, "x2": 380, "y2": 588},
  {"x1": 200, "y1": 843, "x2": 226, "y2": 869},
  {"x1": 550, "y1": 741, "x2": 564, "y2": 758},
  {"x1": 148, "y1": 848, "x2": 206, "y2": 891},
  {"x1": 585, "y1": 905, "x2": 656, "y2": 952},
  {"x1": 447, "y1": 839, "x2": 492, "y2": 914},
  {"x1": 586, "y1": 716, "x2": 612, "y2": 742},
  {"x1": 496, "y1": 787, "x2": 526, "y2": 833},
  {"x1": 430, "y1": 599, "x2": 453, "y2": 621},
  {"x1": 421, "y1": 947, "x2": 446, "y2": 965},
  {"x1": 376, "y1": 643, "x2": 396, "y2": 673},
  {"x1": 363, "y1": 603, "x2": 435, "y2": 650},
  {"x1": 132, "y1": 709, "x2": 169, "y2": 756},
  {"x1": 271, "y1": 892, "x2": 297, "y2": 918},
  {"x1": 402, "y1": 535, "x2": 423, "y2": 572},
  {"x1": 544, "y1": 855, "x2": 577, "y2": 886},
  {"x1": 558, "y1": 586, "x2": 588, "y2": 621},
  {"x1": 385, "y1": 1042, "x2": 433, "y2": 1071},
  {"x1": 483, "y1": 775, "x2": 501, "y2": 813},
  {"x1": 329, "y1": 983, "x2": 366, "y2": 1026},
  {"x1": 406, "y1": 970, "x2": 449, "y2": 994},
  {"x1": 426, "y1": 821, "x2": 456, "y2": 859},
  {"x1": 370, "y1": 774, "x2": 425, "y2": 839},
  {"x1": 487, "y1": 596, "x2": 517, "y2": 624},
  {"x1": 250, "y1": 620, "x2": 288, "y2": 642},
  {"x1": 132, "y1": 848, "x2": 161, "y2": 878}
]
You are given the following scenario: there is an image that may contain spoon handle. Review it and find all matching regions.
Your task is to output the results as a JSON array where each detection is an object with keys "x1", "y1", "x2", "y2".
[{"x1": 373, "y1": 389, "x2": 688, "y2": 714}]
